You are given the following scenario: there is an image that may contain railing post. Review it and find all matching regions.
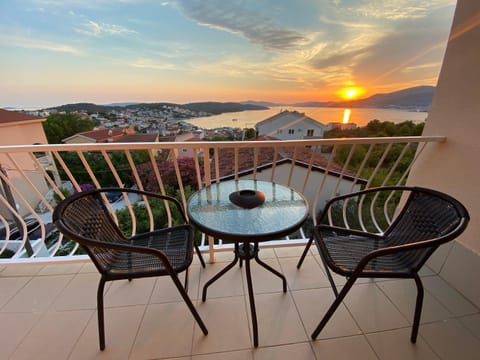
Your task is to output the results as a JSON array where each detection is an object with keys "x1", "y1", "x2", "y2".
[{"x1": 0, "y1": 165, "x2": 34, "y2": 257}]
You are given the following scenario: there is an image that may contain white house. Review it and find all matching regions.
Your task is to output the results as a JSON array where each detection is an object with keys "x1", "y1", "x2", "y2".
[{"x1": 255, "y1": 110, "x2": 327, "y2": 140}]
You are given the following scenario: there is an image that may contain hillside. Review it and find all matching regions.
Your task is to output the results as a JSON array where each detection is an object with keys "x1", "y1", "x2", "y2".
[
  {"x1": 47, "y1": 101, "x2": 268, "y2": 114},
  {"x1": 293, "y1": 86, "x2": 435, "y2": 110},
  {"x1": 343, "y1": 86, "x2": 434, "y2": 109}
]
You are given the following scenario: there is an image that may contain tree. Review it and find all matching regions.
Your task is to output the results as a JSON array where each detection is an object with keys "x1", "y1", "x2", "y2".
[{"x1": 42, "y1": 112, "x2": 94, "y2": 144}]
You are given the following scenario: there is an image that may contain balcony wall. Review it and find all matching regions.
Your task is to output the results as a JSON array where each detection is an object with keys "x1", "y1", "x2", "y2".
[{"x1": 407, "y1": 0, "x2": 480, "y2": 309}]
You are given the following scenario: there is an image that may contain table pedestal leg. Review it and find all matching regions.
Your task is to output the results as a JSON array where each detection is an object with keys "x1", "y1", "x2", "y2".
[
  {"x1": 202, "y1": 243, "x2": 239, "y2": 302},
  {"x1": 201, "y1": 241, "x2": 286, "y2": 347}
]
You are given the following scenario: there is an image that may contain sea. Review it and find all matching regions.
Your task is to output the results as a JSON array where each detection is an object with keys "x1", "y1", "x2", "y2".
[{"x1": 185, "y1": 106, "x2": 428, "y2": 130}]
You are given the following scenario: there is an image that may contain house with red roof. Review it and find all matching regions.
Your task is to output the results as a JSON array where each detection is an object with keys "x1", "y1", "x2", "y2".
[{"x1": 255, "y1": 110, "x2": 327, "y2": 140}]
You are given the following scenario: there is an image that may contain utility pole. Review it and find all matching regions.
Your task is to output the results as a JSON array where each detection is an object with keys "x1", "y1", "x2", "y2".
[{"x1": 0, "y1": 165, "x2": 34, "y2": 257}]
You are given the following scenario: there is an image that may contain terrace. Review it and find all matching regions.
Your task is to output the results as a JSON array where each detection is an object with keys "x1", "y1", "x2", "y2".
[{"x1": 1, "y1": 1, "x2": 479, "y2": 358}]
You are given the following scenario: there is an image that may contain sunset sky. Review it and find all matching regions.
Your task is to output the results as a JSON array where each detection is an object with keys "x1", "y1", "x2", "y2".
[{"x1": 0, "y1": 0, "x2": 457, "y2": 109}]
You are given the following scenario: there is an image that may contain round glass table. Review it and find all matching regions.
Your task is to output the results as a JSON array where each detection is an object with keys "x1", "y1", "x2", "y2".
[{"x1": 187, "y1": 179, "x2": 309, "y2": 347}]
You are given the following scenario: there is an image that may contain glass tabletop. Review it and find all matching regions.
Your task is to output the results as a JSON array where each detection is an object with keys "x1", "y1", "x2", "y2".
[{"x1": 187, "y1": 179, "x2": 309, "y2": 242}]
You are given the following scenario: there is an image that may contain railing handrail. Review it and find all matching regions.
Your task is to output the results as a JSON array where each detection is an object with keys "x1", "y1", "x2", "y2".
[{"x1": 0, "y1": 135, "x2": 446, "y2": 153}]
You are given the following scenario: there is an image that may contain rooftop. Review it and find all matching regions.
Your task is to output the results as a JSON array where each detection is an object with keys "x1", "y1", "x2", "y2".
[
  {"x1": 0, "y1": 109, "x2": 44, "y2": 125},
  {"x1": 1, "y1": 245, "x2": 479, "y2": 359}
]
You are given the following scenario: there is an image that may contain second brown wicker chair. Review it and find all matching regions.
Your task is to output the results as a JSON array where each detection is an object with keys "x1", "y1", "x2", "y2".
[
  {"x1": 297, "y1": 186, "x2": 469, "y2": 343},
  {"x1": 53, "y1": 187, "x2": 208, "y2": 350}
]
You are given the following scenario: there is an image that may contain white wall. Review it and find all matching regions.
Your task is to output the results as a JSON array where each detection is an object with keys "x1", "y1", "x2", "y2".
[{"x1": 407, "y1": 0, "x2": 480, "y2": 308}]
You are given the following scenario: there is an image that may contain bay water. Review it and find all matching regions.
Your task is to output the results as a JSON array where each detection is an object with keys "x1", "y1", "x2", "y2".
[{"x1": 185, "y1": 106, "x2": 427, "y2": 130}]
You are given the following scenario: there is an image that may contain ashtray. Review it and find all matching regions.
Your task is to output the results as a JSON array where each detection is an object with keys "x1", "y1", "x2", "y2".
[{"x1": 229, "y1": 189, "x2": 266, "y2": 209}]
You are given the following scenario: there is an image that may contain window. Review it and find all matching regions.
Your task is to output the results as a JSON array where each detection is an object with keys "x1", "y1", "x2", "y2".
[
  {"x1": 288, "y1": 129, "x2": 295, "y2": 134},
  {"x1": 307, "y1": 129, "x2": 314, "y2": 137}
]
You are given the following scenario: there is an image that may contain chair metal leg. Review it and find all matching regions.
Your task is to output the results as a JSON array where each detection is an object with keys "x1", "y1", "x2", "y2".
[
  {"x1": 97, "y1": 277, "x2": 107, "y2": 350},
  {"x1": 411, "y1": 274, "x2": 424, "y2": 343},
  {"x1": 315, "y1": 240, "x2": 339, "y2": 297},
  {"x1": 297, "y1": 235, "x2": 314, "y2": 269},
  {"x1": 311, "y1": 276, "x2": 356, "y2": 339},
  {"x1": 194, "y1": 243, "x2": 206, "y2": 268},
  {"x1": 184, "y1": 267, "x2": 189, "y2": 292},
  {"x1": 170, "y1": 271, "x2": 208, "y2": 335}
]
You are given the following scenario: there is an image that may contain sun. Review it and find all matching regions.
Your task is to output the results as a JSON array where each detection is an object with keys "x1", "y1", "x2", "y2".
[{"x1": 339, "y1": 87, "x2": 365, "y2": 100}]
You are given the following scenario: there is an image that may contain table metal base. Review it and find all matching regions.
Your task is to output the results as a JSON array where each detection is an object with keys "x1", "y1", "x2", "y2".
[{"x1": 202, "y1": 242, "x2": 287, "y2": 347}]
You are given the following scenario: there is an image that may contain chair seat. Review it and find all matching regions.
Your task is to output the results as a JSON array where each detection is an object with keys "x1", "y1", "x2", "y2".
[
  {"x1": 106, "y1": 225, "x2": 194, "y2": 277},
  {"x1": 317, "y1": 226, "x2": 427, "y2": 276}
]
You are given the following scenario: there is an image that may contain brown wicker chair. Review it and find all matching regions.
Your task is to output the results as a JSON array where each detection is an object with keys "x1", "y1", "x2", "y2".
[
  {"x1": 53, "y1": 187, "x2": 208, "y2": 350},
  {"x1": 297, "y1": 186, "x2": 469, "y2": 343}
]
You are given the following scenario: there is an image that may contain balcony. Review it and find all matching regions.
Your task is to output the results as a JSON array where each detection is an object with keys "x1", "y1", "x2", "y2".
[{"x1": 1, "y1": 1, "x2": 480, "y2": 356}]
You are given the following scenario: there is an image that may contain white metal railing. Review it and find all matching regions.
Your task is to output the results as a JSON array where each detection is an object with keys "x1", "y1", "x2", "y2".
[{"x1": 0, "y1": 136, "x2": 445, "y2": 264}]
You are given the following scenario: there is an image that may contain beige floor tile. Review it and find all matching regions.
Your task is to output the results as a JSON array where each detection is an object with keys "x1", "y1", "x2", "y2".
[
  {"x1": 104, "y1": 277, "x2": 156, "y2": 307},
  {"x1": 292, "y1": 288, "x2": 361, "y2": 339},
  {"x1": 311, "y1": 335, "x2": 378, "y2": 360},
  {"x1": 279, "y1": 257, "x2": 330, "y2": 290},
  {"x1": 422, "y1": 276, "x2": 478, "y2": 316},
  {"x1": 2, "y1": 274, "x2": 72, "y2": 313},
  {"x1": 150, "y1": 264, "x2": 201, "y2": 303},
  {"x1": 52, "y1": 272, "x2": 103, "y2": 311},
  {"x1": 366, "y1": 328, "x2": 440, "y2": 360},
  {"x1": 199, "y1": 261, "x2": 245, "y2": 299},
  {"x1": 79, "y1": 262, "x2": 98, "y2": 273},
  {"x1": 192, "y1": 296, "x2": 251, "y2": 354},
  {"x1": 254, "y1": 292, "x2": 308, "y2": 346},
  {"x1": 459, "y1": 313, "x2": 480, "y2": 339},
  {"x1": 419, "y1": 265, "x2": 436, "y2": 277},
  {"x1": 193, "y1": 349, "x2": 253, "y2": 360},
  {"x1": 255, "y1": 247, "x2": 276, "y2": 259},
  {"x1": 254, "y1": 342, "x2": 316, "y2": 360},
  {"x1": 0, "y1": 276, "x2": 30, "y2": 308},
  {"x1": 11, "y1": 309, "x2": 91, "y2": 360},
  {"x1": 241, "y1": 258, "x2": 286, "y2": 295},
  {"x1": 420, "y1": 318, "x2": 480, "y2": 360},
  {"x1": 274, "y1": 245, "x2": 308, "y2": 258},
  {"x1": 376, "y1": 279, "x2": 452, "y2": 323},
  {"x1": 1, "y1": 264, "x2": 44, "y2": 277},
  {"x1": 37, "y1": 262, "x2": 84, "y2": 275},
  {"x1": 209, "y1": 249, "x2": 236, "y2": 263},
  {"x1": 343, "y1": 283, "x2": 410, "y2": 333},
  {"x1": 69, "y1": 305, "x2": 146, "y2": 360},
  {"x1": 0, "y1": 312, "x2": 41, "y2": 359},
  {"x1": 130, "y1": 301, "x2": 199, "y2": 359}
]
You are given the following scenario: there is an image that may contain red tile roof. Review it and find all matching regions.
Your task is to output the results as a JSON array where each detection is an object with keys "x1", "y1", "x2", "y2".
[
  {"x1": 113, "y1": 133, "x2": 158, "y2": 142},
  {"x1": 0, "y1": 109, "x2": 44, "y2": 125},
  {"x1": 210, "y1": 144, "x2": 349, "y2": 180}
]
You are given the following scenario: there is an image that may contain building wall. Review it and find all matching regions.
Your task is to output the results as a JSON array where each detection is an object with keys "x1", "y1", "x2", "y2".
[
  {"x1": 256, "y1": 112, "x2": 325, "y2": 140},
  {"x1": 407, "y1": 0, "x2": 480, "y2": 307},
  {"x1": 0, "y1": 120, "x2": 50, "y2": 218}
]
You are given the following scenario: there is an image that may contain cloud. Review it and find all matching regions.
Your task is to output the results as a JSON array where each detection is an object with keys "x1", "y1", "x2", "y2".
[
  {"x1": 174, "y1": 0, "x2": 309, "y2": 50},
  {"x1": 129, "y1": 58, "x2": 176, "y2": 70},
  {"x1": 76, "y1": 20, "x2": 136, "y2": 37},
  {"x1": 0, "y1": 35, "x2": 80, "y2": 54},
  {"x1": 342, "y1": 0, "x2": 452, "y2": 20}
]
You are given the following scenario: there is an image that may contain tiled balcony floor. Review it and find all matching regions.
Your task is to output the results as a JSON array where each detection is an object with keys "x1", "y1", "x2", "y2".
[{"x1": 1, "y1": 245, "x2": 480, "y2": 359}]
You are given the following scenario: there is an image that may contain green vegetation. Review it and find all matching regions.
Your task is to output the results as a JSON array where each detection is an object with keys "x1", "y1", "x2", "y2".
[
  {"x1": 57, "y1": 150, "x2": 150, "y2": 187},
  {"x1": 42, "y1": 112, "x2": 95, "y2": 144},
  {"x1": 324, "y1": 120, "x2": 425, "y2": 187}
]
